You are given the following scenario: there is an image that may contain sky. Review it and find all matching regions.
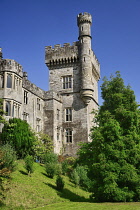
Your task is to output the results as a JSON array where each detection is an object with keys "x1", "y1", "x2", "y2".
[{"x1": 0, "y1": 0, "x2": 140, "y2": 105}]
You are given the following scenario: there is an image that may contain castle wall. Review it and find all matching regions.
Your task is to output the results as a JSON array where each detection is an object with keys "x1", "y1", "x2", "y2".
[{"x1": 0, "y1": 12, "x2": 100, "y2": 156}]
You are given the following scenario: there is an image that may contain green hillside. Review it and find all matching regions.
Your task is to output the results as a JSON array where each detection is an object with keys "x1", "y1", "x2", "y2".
[{"x1": 1, "y1": 160, "x2": 140, "y2": 210}]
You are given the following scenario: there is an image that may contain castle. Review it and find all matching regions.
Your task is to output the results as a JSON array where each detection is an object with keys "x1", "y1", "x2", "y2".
[{"x1": 0, "y1": 12, "x2": 100, "y2": 156}]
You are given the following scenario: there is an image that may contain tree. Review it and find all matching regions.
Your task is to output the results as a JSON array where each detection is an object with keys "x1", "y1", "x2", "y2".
[
  {"x1": 0, "y1": 118, "x2": 36, "y2": 159},
  {"x1": 78, "y1": 72, "x2": 140, "y2": 202},
  {"x1": 34, "y1": 132, "x2": 53, "y2": 163}
]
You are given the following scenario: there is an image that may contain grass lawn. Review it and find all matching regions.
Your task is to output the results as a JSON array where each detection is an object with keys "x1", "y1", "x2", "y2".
[{"x1": 1, "y1": 160, "x2": 140, "y2": 210}]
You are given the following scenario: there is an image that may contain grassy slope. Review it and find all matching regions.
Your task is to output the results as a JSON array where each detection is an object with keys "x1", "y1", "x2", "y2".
[{"x1": 1, "y1": 160, "x2": 140, "y2": 210}]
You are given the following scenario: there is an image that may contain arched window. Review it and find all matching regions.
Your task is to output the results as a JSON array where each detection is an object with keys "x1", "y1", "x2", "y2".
[
  {"x1": 7, "y1": 74, "x2": 12, "y2": 88},
  {"x1": 6, "y1": 101, "x2": 11, "y2": 116}
]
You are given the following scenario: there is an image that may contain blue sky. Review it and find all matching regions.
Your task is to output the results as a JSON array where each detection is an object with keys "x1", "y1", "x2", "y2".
[{"x1": 1, "y1": 0, "x2": 140, "y2": 105}]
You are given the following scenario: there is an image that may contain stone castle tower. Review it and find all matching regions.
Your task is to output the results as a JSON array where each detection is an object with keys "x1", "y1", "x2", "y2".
[
  {"x1": 45, "y1": 12, "x2": 100, "y2": 155},
  {"x1": 0, "y1": 12, "x2": 100, "y2": 156}
]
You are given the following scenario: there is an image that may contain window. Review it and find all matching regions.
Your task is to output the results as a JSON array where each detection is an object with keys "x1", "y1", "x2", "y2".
[
  {"x1": 65, "y1": 128, "x2": 72, "y2": 143},
  {"x1": 36, "y1": 118, "x2": 41, "y2": 132},
  {"x1": 57, "y1": 109, "x2": 60, "y2": 120},
  {"x1": 66, "y1": 108, "x2": 72, "y2": 121},
  {"x1": 37, "y1": 98, "x2": 41, "y2": 110},
  {"x1": 62, "y1": 76, "x2": 72, "y2": 89},
  {"x1": 24, "y1": 91, "x2": 28, "y2": 104},
  {"x1": 0, "y1": 74, "x2": 4, "y2": 88},
  {"x1": 57, "y1": 127, "x2": 60, "y2": 141},
  {"x1": 7, "y1": 74, "x2": 12, "y2": 88},
  {"x1": 6, "y1": 101, "x2": 11, "y2": 116},
  {"x1": 23, "y1": 112, "x2": 28, "y2": 121}
]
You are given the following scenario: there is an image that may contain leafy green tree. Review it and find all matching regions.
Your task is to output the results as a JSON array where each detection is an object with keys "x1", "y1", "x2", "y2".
[
  {"x1": 78, "y1": 72, "x2": 140, "y2": 202},
  {"x1": 44, "y1": 152, "x2": 59, "y2": 178},
  {"x1": 34, "y1": 132, "x2": 53, "y2": 163},
  {"x1": 24, "y1": 155, "x2": 34, "y2": 175},
  {"x1": 56, "y1": 175, "x2": 65, "y2": 191},
  {"x1": 0, "y1": 118, "x2": 36, "y2": 159}
]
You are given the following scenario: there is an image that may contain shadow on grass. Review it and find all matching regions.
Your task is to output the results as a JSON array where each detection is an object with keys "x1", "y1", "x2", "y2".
[
  {"x1": 47, "y1": 183, "x2": 90, "y2": 202},
  {"x1": 41, "y1": 172, "x2": 54, "y2": 179},
  {"x1": 19, "y1": 170, "x2": 28, "y2": 175}
]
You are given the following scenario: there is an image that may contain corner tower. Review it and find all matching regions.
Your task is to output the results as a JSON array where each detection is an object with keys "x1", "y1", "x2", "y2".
[{"x1": 77, "y1": 12, "x2": 100, "y2": 104}]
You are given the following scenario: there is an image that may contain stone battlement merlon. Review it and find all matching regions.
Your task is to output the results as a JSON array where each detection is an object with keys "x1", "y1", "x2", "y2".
[
  {"x1": 45, "y1": 42, "x2": 79, "y2": 51},
  {"x1": 45, "y1": 42, "x2": 79, "y2": 67},
  {"x1": 77, "y1": 12, "x2": 92, "y2": 26}
]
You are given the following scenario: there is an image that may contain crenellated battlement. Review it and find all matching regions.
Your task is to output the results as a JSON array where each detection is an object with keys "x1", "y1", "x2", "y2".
[
  {"x1": 45, "y1": 42, "x2": 79, "y2": 68},
  {"x1": 0, "y1": 59, "x2": 23, "y2": 76},
  {"x1": 77, "y1": 12, "x2": 92, "y2": 26}
]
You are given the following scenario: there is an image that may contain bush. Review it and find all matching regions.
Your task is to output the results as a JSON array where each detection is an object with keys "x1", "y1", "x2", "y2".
[
  {"x1": 61, "y1": 159, "x2": 69, "y2": 175},
  {"x1": 56, "y1": 175, "x2": 64, "y2": 191},
  {"x1": 71, "y1": 169, "x2": 80, "y2": 186},
  {"x1": 71, "y1": 165, "x2": 91, "y2": 190},
  {"x1": 45, "y1": 163, "x2": 57, "y2": 178},
  {"x1": 24, "y1": 155, "x2": 34, "y2": 175},
  {"x1": 44, "y1": 152, "x2": 58, "y2": 178},
  {"x1": 34, "y1": 132, "x2": 53, "y2": 163},
  {"x1": 1, "y1": 118, "x2": 36, "y2": 159},
  {"x1": 44, "y1": 152, "x2": 58, "y2": 164},
  {"x1": 0, "y1": 144, "x2": 17, "y2": 174}
]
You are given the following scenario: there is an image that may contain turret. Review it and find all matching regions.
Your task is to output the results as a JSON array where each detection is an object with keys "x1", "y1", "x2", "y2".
[{"x1": 77, "y1": 12, "x2": 94, "y2": 104}]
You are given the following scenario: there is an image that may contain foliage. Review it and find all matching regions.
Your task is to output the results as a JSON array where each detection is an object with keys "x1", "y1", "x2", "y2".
[
  {"x1": 0, "y1": 98, "x2": 6, "y2": 125},
  {"x1": 0, "y1": 144, "x2": 17, "y2": 205},
  {"x1": 24, "y1": 155, "x2": 34, "y2": 175},
  {"x1": 0, "y1": 144, "x2": 17, "y2": 176},
  {"x1": 56, "y1": 175, "x2": 65, "y2": 191},
  {"x1": 71, "y1": 168, "x2": 80, "y2": 186},
  {"x1": 58, "y1": 155, "x2": 76, "y2": 176},
  {"x1": 78, "y1": 72, "x2": 140, "y2": 202},
  {"x1": 71, "y1": 165, "x2": 91, "y2": 190},
  {"x1": 34, "y1": 132, "x2": 53, "y2": 163},
  {"x1": 44, "y1": 152, "x2": 58, "y2": 178},
  {"x1": 0, "y1": 118, "x2": 36, "y2": 159}
]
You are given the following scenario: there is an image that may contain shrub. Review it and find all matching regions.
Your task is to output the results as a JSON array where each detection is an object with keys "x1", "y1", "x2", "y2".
[
  {"x1": 71, "y1": 169, "x2": 80, "y2": 186},
  {"x1": 45, "y1": 163, "x2": 57, "y2": 178},
  {"x1": 0, "y1": 144, "x2": 17, "y2": 174},
  {"x1": 71, "y1": 165, "x2": 91, "y2": 190},
  {"x1": 24, "y1": 155, "x2": 34, "y2": 175},
  {"x1": 34, "y1": 132, "x2": 53, "y2": 163},
  {"x1": 44, "y1": 152, "x2": 58, "y2": 178},
  {"x1": 1, "y1": 118, "x2": 36, "y2": 159},
  {"x1": 61, "y1": 159, "x2": 69, "y2": 175},
  {"x1": 56, "y1": 175, "x2": 64, "y2": 191},
  {"x1": 44, "y1": 152, "x2": 58, "y2": 164}
]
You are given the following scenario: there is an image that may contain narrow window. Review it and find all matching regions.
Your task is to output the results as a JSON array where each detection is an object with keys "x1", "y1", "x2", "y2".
[
  {"x1": 0, "y1": 74, "x2": 4, "y2": 88},
  {"x1": 37, "y1": 98, "x2": 41, "y2": 110},
  {"x1": 65, "y1": 128, "x2": 72, "y2": 143},
  {"x1": 24, "y1": 91, "x2": 28, "y2": 104},
  {"x1": 84, "y1": 57, "x2": 85, "y2": 62},
  {"x1": 57, "y1": 109, "x2": 60, "y2": 120},
  {"x1": 12, "y1": 104, "x2": 14, "y2": 117},
  {"x1": 36, "y1": 118, "x2": 41, "y2": 132},
  {"x1": 7, "y1": 74, "x2": 12, "y2": 88},
  {"x1": 57, "y1": 127, "x2": 59, "y2": 141},
  {"x1": 6, "y1": 101, "x2": 11, "y2": 116},
  {"x1": 62, "y1": 76, "x2": 72, "y2": 89},
  {"x1": 66, "y1": 108, "x2": 72, "y2": 121}
]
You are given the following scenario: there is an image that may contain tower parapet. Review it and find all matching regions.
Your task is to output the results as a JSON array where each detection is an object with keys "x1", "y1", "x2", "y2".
[
  {"x1": 0, "y1": 59, "x2": 23, "y2": 77},
  {"x1": 45, "y1": 42, "x2": 79, "y2": 69},
  {"x1": 77, "y1": 12, "x2": 92, "y2": 26}
]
